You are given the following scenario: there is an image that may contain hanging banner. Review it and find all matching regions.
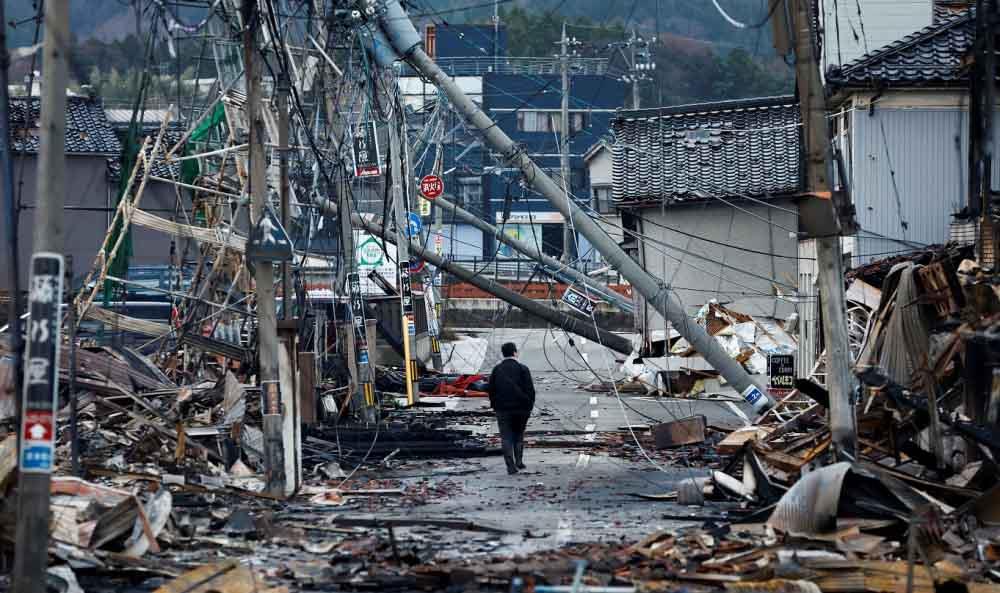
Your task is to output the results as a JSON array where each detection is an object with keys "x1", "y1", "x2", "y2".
[
  {"x1": 19, "y1": 253, "x2": 64, "y2": 473},
  {"x1": 352, "y1": 121, "x2": 381, "y2": 178}
]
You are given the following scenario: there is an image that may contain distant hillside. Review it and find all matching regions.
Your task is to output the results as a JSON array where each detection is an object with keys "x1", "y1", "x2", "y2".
[
  {"x1": 3, "y1": 0, "x2": 790, "y2": 107},
  {"x1": 5, "y1": 0, "x2": 774, "y2": 49}
]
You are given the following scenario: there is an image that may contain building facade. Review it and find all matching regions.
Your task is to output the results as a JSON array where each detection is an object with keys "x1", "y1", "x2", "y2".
[
  {"x1": 402, "y1": 23, "x2": 626, "y2": 266},
  {"x1": 610, "y1": 96, "x2": 804, "y2": 333}
]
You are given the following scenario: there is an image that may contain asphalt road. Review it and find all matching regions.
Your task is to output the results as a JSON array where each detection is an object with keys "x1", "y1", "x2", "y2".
[{"x1": 407, "y1": 328, "x2": 750, "y2": 559}]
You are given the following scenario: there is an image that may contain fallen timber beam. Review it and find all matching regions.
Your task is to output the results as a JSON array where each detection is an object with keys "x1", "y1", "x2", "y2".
[
  {"x1": 351, "y1": 214, "x2": 634, "y2": 356},
  {"x1": 375, "y1": 2, "x2": 770, "y2": 411}
]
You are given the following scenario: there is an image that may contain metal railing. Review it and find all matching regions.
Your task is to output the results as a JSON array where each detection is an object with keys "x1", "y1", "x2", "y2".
[
  {"x1": 402, "y1": 56, "x2": 610, "y2": 77},
  {"x1": 441, "y1": 257, "x2": 622, "y2": 284}
]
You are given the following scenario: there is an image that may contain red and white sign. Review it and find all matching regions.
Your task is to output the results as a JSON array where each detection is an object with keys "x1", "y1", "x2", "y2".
[
  {"x1": 419, "y1": 175, "x2": 444, "y2": 200},
  {"x1": 23, "y1": 410, "x2": 53, "y2": 442}
]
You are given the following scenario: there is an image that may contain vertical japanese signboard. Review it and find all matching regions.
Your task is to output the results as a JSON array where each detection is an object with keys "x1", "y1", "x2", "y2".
[
  {"x1": 399, "y1": 262, "x2": 416, "y2": 337},
  {"x1": 20, "y1": 253, "x2": 64, "y2": 473},
  {"x1": 768, "y1": 354, "x2": 795, "y2": 396},
  {"x1": 348, "y1": 272, "x2": 375, "y2": 407},
  {"x1": 352, "y1": 121, "x2": 381, "y2": 178}
]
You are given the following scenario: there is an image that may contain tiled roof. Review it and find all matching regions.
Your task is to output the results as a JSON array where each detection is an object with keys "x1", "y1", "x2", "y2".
[
  {"x1": 107, "y1": 130, "x2": 183, "y2": 182},
  {"x1": 826, "y1": 9, "x2": 974, "y2": 89},
  {"x1": 9, "y1": 96, "x2": 122, "y2": 155},
  {"x1": 611, "y1": 96, "x2": 802, "y2": 205}
]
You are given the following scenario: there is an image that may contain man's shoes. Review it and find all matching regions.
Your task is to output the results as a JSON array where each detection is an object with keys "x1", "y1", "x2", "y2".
[
  {"x1": 516, "y1": 462, "x2": 526, "y2": 470},
  {"x1": 507, "y1": 467, "x2": 519, "y2": 475}
]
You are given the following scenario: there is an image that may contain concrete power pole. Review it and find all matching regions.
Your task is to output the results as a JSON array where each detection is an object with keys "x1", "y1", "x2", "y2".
[
  {"x1": 278, "y1": 74, "x2": 291, "y2": 319},
  {"x1": 14, "y1": 1, "x2": 69, "y2": 591},
  {"x1": 559, "y1": 23, "x2": 573, "y2": 265},
  {"x1": 389, "y1": 107, "x2": 420, "y2": 406},
  {"x1": 630, "y1": 30, "x2": 640, "y2": 109},
  {"x1": 789, "y1": 0, "x2": 858, "y2": 459},
  {"x1": 380, "y1": 0, "x2": 773, "y2": 415},
  {"x1": 243, "y1": 0, "x2": 286, "y2": 495}
]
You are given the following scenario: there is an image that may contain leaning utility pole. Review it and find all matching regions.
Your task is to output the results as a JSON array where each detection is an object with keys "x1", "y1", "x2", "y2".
[
  {"x1": 14, "y1": 1, "x2": 70, "y2": 591},
  {"x1": 423, "y1": 192, "x2": 633, "y2": 312},
  {"x1": 244, "y1": 0, "x2": 286, "y2": 495},
  {"x1": 378, "y1": 0, "x2": 773, "y2": 415},
  {"x1": 389, "y1": 107, "x2": 420, "y2": 406},
  {"x1": 559, "y1": 23, "x2": 573, "y2": 265},
  {"x1": 788, "y1": 0, "x2": 858, "y2": 459}
]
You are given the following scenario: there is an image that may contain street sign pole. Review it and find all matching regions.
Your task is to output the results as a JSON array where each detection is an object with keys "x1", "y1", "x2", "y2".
[
  {"x1": 14, "y1": 2, "x2": 69, "y2": 590},
  {"x1": 15, "y1": 255, "x2": 65, "y2": 592}
]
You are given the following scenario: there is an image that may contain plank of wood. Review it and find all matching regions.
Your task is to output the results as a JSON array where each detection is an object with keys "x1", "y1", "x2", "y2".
[
  {"x1": 718, "y1": 427, "x2": 772, "y2": 454},
  {"x1": 652, "y1": 415, "x2": 707, "y2": 448},
  {"x1": 0, "y1": 434, "x2": 17, "y2": 489},
  {"x1": 152, "y1": 561, "x2": 257, "y2": 593}
]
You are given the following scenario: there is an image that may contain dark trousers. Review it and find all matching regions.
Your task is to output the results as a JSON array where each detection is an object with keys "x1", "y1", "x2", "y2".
[{"x1": 496, "y1": 410, "x2": 530, "y2": 472}]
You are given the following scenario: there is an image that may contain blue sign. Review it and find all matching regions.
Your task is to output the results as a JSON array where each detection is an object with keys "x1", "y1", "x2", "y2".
[
  {"x1": 743, "y1": 385, "x2": 764, "y2": 405},
  {"x1": 359, "y1": 350, "x2": 369, "y2": 365},
  {"x1": 21, "y1": 444, "x2": 53, "y2": 471},
  {"x1": 406, "y1": 212, "x2": 422, "y2": 238}
]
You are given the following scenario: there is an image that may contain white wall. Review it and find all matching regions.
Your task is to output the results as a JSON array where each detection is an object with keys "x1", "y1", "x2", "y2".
[{"x1": 636, "y1": 197, "x2": 800, "y2": 326}]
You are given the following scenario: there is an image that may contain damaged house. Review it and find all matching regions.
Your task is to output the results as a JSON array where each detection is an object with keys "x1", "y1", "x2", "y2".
[
  {"x1": 825, "y1": 7, "x2": 994, "y2": 261},
  {"x1": 611, "y1": 95, "x2": 803, "y2": 341}
]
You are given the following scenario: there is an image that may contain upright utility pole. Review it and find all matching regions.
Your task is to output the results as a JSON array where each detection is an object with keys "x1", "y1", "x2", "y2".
[
  {"x1": 630, "y1": 30, "x2": 640, "y2": 109},
  {"x1": 390, "y1": 107, "x2": 419, "y2": 406},
  {"x1": 14, "y1": 1, "x2": 69, "y2": 591},
  {"x1": 0, "y1": 0, "x2": 21, "y2": 430},
  {"x1": 278, "y1": 73, "x2": 291, "y2": 319},
  {"x1": 970, "y1": 0, "x2": 998, "y2": 262},
  {"x1": 559, "y1": 23, "x2": 573, "y2": 264},
  {"x1": 493, "y1": 0, "x2": 500, "y2": 71},
  {"x1": 789, "y1": 0, "x2": 857, "y2": 460},
  {"x1": 244, "y1": 0, "x2": 286, "y2": 496}
]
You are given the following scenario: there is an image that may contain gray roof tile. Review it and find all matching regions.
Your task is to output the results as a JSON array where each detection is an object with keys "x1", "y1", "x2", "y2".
[
  {"x1": 827, "y1": 9, "x2": 974, "y2": 88},
  {"x1": 10, "y1": 96, "x2": 122, "y2": 155},
  {"x1": 611, "y1": 95, "x2": 802, "y2": 205}
]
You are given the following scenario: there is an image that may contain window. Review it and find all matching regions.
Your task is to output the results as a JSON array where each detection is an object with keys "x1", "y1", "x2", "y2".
[
  {"x1": 592, "y1": 185, "x2": 613, "y2": 214},
  {"x1": 456, "y1": 176, "x2": 482, "y2": 209},
  {"x1": 516, "y1": 110, "x2": 588, "y2": 133},
  {"x1": 425, "y1": 24, "x2": 436, "y2": 58}
]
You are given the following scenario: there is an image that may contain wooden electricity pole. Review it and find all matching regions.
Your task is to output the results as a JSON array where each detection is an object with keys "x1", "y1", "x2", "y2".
[
  {"x1": 787, "y1": 0, "x2": 858, "y2": 460},
  {"x1": 14, "y1": 2, "x2": 70, "y2": 591},
  {"x1": 243, "y1": 0, "x2": 286, "y2": 495}
]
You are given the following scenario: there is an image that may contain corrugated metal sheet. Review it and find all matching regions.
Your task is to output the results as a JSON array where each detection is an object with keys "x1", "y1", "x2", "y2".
[{"x1": 850, "y1": 106, "x2": 980, "y2": 263}]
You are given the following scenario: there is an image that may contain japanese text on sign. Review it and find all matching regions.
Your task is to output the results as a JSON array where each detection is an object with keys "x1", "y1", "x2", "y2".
[
  {"x1": 19, "y1": 253, "x2": 64, "y2": 474},
  {"x1": 768, "y1": 354, "x2": 795, "y2": 395},
  {"x1": 352, "y1": 121, "x2": 381, "y2": 178}
]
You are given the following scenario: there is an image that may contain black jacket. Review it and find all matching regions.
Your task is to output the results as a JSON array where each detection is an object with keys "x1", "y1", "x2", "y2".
[{"x1": 488, "y1": 358, "x2": 535, "y2": 412}]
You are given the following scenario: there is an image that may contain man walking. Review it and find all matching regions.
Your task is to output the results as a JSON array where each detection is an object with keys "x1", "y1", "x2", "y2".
[{"x1": 488, "y1": 342, "x2": 535, "y2": 475}]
